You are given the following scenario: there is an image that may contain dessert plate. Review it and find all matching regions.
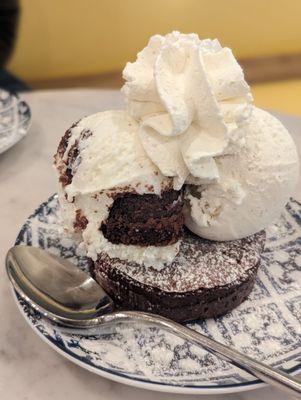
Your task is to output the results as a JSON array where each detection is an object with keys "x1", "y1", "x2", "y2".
[
  {"x1": 0, "y1": 89, "x2": 31, "y2": 155},
  {"x1": 12, "y1": 195, "x2": 301, "y2": 395}
]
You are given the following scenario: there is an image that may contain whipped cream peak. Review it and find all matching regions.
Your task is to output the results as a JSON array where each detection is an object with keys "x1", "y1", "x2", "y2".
[{"x1": 122, "y1": 31, "x2": 253, "y2": 187}]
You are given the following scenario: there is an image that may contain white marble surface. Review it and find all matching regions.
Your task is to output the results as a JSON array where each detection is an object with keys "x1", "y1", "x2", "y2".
[{"x1": 0, "y1": 89, "x2": 300, "y2": 400}]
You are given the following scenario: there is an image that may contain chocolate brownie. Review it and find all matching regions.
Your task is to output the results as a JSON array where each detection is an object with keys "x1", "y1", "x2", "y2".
[
  {"x1": 101, "y1": 190, "x2": 184, "y2": 246},
  {"x1": 93, "y1": 229, "x2": 266, "y2": 322}
]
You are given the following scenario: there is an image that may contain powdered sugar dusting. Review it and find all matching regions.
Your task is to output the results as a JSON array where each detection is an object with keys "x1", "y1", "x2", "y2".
[{"x1": 97, "y1": 229, "x2": 265, "y2": 292}]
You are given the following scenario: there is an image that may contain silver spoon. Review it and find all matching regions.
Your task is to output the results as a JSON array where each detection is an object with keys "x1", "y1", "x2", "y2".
[{"x1": 6, "y1": 245, "x2": 301, "y2": 398}]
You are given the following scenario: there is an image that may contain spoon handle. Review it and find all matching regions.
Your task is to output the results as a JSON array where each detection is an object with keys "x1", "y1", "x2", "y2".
[{"x1": 102, "y1": 311, "x2": 301, "y2": 398}]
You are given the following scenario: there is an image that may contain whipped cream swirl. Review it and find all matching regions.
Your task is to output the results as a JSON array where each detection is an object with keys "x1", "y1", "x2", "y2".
[{"x1": 122, "y1": 31, "x2": 253, "y2": 189}]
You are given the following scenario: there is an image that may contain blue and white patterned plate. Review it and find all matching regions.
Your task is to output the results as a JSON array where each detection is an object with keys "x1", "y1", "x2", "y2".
[
  {"x1": 0, "y1": 89, "x2": 31, "y2": 155},
  {"x1": 12, "y1": 195, "x2": 301, "y2": 394}
]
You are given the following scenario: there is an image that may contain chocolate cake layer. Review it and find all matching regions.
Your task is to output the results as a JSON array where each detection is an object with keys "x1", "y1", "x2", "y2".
[
  {"x1": 93, "y1": 229, "x2": 266, "y2": 322},
  {"x1": 101, "y1": 190, "x2": 184, "y2": 246}
]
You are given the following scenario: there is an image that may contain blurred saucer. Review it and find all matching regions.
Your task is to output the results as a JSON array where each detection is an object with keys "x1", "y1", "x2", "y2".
[{"x1": 0, "y1": 88, "x2": 31, "y2": 155}]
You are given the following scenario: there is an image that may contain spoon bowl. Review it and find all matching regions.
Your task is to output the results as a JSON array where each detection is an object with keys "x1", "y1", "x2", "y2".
[{"x1": 6, "y1": 246, "x2": 114, "y2": 326}]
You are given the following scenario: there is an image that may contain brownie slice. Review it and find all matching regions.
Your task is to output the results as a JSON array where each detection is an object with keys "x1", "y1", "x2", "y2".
[
  {"x1": 101, "y1": 190, "x2": 184, "y2": 246},
  {"x1": 93, "y1": 229, "x2": 266, "y2": 322}
]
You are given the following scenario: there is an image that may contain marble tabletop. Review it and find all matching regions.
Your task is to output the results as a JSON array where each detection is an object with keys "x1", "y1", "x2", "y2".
[{"x1": 0, "y1": 89, "x2": 300, "y2": 400}]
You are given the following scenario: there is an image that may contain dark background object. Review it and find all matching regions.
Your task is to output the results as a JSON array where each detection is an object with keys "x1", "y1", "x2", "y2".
[
  {"x1": 0, "y1": 69, "x2": 29, "y2": 92},
  {"x1": 0, "y1": 0, "x2": 19, "y2": 67},
  {"x1": 0, "y1": 0, "x2": 28, "y2": 91}
]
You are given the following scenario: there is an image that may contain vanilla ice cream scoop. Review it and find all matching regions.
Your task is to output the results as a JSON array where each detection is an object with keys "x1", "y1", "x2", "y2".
[
  {"x1": 56, "y1": 110, "x2": 170, "y2": 199},
  {"x1": 184, "y1": 107, "x2": 299, "y2": 241}
]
